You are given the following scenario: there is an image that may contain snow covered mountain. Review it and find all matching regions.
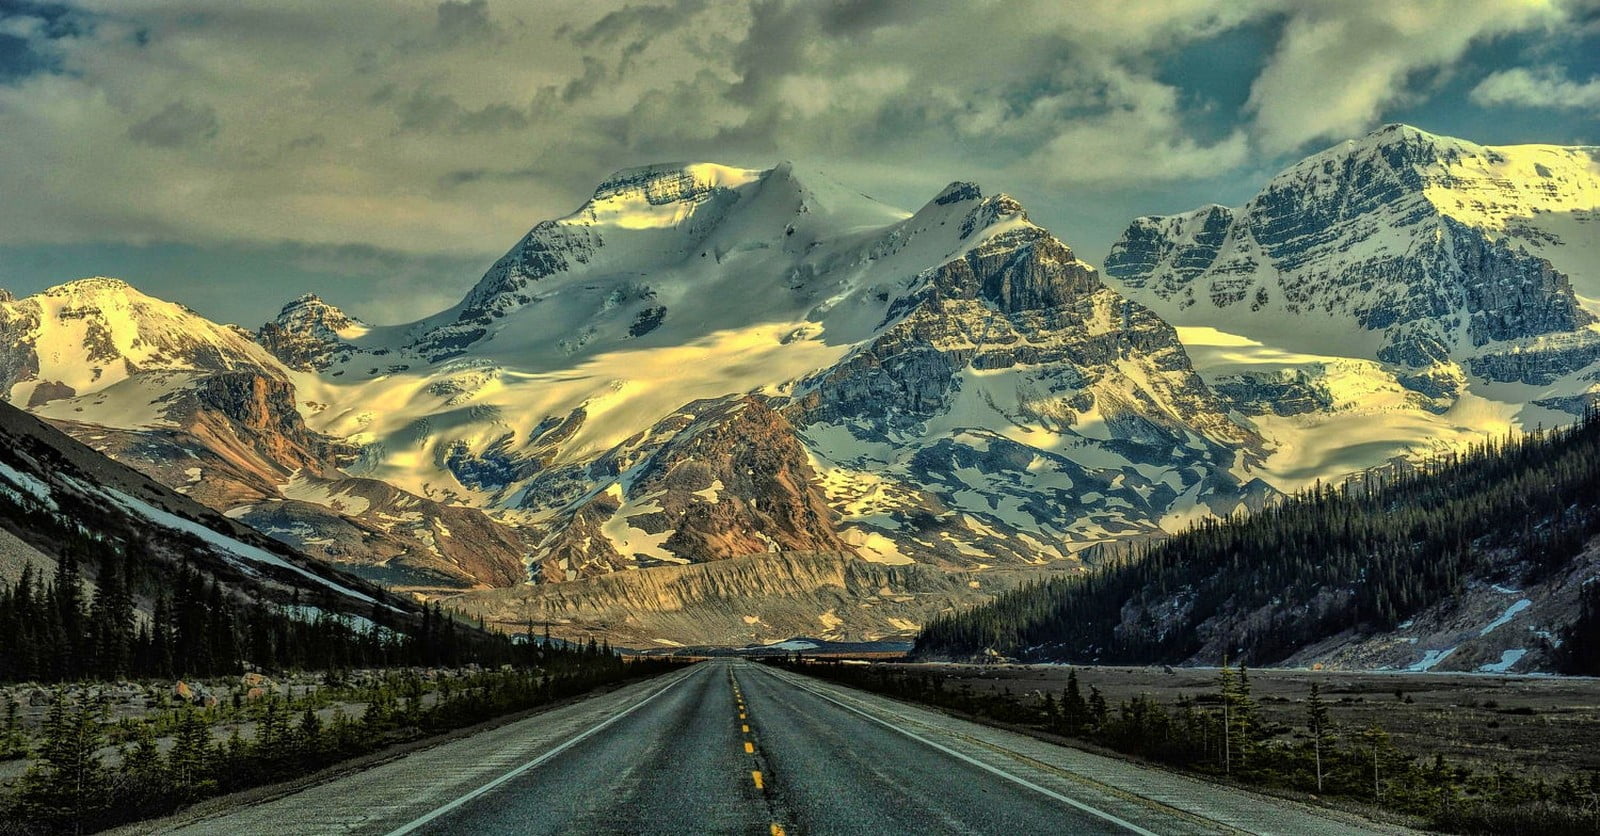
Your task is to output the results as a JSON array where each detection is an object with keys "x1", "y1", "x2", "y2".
[
  {"x1": 255, "y1": 162, "x2": 1269, "y2": 611},
  {"x1": 0, "y1": 279, "x2": 530, "y2": 592},
  {"x1": 1105, "y1": 124, "x2": 1600, "y2": 488}
]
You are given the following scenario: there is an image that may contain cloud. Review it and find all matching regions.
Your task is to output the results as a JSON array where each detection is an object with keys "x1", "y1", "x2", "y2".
[
  {"x1": 127, "y1": 100, "x2": 219, "y2": 148},
  {"x1": 562, "y1": 0, "x2": 709, "y2": 48},
  {"x1": 1244, "y1": 0, "x2": 1568, "y2": 153},
  {"x1": 435, "y1": 0, "x2": 494, "y2": 42},
  {"x1": 397, "y1": 90, "x2": 531, "y2": 134},
  {"x1": 1471, "y1": 65, "x2": 1600, "y2": 111},
  {"x1": 0, "y1": 0, "x2": 1592, "y2": 273}
]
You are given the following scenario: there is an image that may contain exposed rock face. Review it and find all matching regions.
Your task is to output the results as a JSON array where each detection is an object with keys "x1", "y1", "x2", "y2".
[
  {"x1": 1100, "y1": 125, "x2": 1600, "y2": 498},
  {"x1": 1107, "y1": 125, "x2": 1596, "y2": 378},
  {"x1": 256, "y1": 294, "x2": 368, "y2": 372},
  {"x1": 531, "y1": 396, "x2": 849, "y2": 581},
  {"x1": 1210, "y1": 370, "x2": 1334, "y2": 417}
]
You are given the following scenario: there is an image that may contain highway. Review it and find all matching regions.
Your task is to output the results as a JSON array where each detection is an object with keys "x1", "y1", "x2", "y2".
[{"x1": 162, "y1": 660, "x2": 1408, "y2": 835}]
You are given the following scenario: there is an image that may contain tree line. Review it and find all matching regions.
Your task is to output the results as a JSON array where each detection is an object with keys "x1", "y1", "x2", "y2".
[
  {"x1": 916, "y1": 407, "x2": 1600, "y2": 671},
  {"x1": 0, "y1": 547, "x2": 535, "y2": 684}
]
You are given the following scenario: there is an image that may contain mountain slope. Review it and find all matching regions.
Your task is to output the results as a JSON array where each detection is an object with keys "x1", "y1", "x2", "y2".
[
  {"x1": 1104, "y1": 124, "x2": 1600, "y2": 490},
  {"x1": 0, "y1": 398, "x2": 396, "y2": 615},
  {"x1": 915, "y1": 411, "x2": 1600, "y2": 673}
]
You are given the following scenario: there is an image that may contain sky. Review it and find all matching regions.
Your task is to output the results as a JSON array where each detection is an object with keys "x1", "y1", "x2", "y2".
[{"x1": 0, "y1": 0, "x2": 1597, "y2": 326}]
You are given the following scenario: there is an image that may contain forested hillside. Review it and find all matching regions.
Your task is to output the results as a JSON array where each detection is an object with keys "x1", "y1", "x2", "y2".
[{"x1": 916, "y1": 410, "x2": 1600, "y2": 673}]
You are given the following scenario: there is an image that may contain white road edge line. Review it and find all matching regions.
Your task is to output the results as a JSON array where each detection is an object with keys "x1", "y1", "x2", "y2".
[
  {"x1": 384, "y1": 665, "x2": 698, "y2": 836},
  {"x1": 758, "y1": 665, "x2": 1160, "y2": 836}
]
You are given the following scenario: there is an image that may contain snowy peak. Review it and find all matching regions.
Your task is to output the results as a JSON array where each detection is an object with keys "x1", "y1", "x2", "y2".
[
  {"x1": 0, "y1": 276, "x2": 282, "y2": 410},
  {"x1": 1106, "y1": 125, "x2": 1600, "y2": 372},
  {"x1": 587, "y1": 161, "x2": 767, "y2": 215},
  {"x1": 257, "y1": 293, "x2": 369, "y2": 372}
]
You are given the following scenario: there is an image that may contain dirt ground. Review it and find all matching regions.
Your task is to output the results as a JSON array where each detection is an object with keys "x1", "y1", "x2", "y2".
[{"x1": 889, "y1": 663, "x2": 1600, "y2": 778}]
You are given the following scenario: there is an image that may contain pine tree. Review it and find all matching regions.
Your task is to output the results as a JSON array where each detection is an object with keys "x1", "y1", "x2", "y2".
[
  {"x1": 168, "y1": 707, "x2": 212, "y2": 797},
  {"x1": 1062, "y1": 668, "x2": 1090, "y2": 736},
  {"x1": 1307, "y1": 682, "x2": 1333, "y2": 793},
  {"x1": 22, "y1": 693, "x2": 107, "y2": 830}
]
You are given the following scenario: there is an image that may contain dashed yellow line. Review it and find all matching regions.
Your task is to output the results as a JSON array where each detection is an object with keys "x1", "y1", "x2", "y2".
[
  {"x1": 742, "y1": 724, "x2": 749, "y2": 733},
  {"x1": 744, "y1": 741, "x2": 755, "y2": 754},
  {"x1": 740, "y1": 712, "x2": 746, "y2": 720},
  {"x1": 751, "y1": 770, "x2": 765, "y2": 790},
  {"x1": 770, "y1": 824, "x2": 786, "y2": 836}
]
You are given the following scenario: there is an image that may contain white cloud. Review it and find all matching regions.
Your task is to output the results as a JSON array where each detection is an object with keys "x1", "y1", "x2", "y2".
[
  {"x1": 1245, "y1": 0, "x2": 1570, "y2": 153},
  {"x1": 1471, "y1": 65, "x2": 1600, "y2": 110}
]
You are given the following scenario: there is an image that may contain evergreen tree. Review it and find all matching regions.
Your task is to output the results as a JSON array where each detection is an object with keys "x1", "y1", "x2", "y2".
[
  {"x1": 21, "y1": 693, "x2": 107, "y2": 830},
  {"x1": 1061, "y1": 668, "x2": 1090, "y2": 736},
  {"x1": 1307, "y1": 682, "x2": 1333, "y2": 793}
]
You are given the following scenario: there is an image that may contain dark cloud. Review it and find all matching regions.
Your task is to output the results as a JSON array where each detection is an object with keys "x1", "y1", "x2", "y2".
[
  {"x1": 397, "y1": 90, "x2": 529, "y2": 134},
  {"x1": 438, "y1": 165, "x2": 546, "y2": 189},
  {"x1": 813, "y1": 0, "x2": 923, "y2": 37},
  {"x1": 562, "y1": 0, "x2": 708, "y2": 48},
  {"x1": 436, "y1": 0, "x2": 494, "y2": 42},
  {"x1": 127, "y1": 100, "x2": 220, "y2": 148},
  {"x1": 284, "y1": 133, "x2": 326, "y2": 151},
  {"x1": 561, "y1": 55, "x2": 611, "y2": 103}
]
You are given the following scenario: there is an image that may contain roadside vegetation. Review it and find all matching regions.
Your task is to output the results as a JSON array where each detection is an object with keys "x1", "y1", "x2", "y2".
[
  {"x1": 775, "y1": 658, "x2": 1600, "y2": 835},
  {"x1": 0, "y1": 544, "x2": 682, "y2": 834}
]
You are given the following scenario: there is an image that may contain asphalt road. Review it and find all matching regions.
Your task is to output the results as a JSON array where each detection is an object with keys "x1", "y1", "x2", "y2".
[{"x1": 165, "y1": 660, "x2": 1406, "y2": 836}]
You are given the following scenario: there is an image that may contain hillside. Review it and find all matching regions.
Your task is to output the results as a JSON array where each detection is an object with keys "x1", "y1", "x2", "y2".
[{"x1": 915, "y1": 410, "x2": 1600, "y2": 674}]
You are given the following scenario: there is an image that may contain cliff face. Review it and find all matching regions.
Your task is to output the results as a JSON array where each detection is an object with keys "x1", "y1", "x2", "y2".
[{"x1": 255, "y1": 294, "x2": 368, "y2": 372}]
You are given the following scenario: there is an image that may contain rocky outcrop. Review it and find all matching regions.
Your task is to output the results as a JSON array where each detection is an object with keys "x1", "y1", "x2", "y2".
[
  {"x1": 256, "y1": 294, "x2": 367, "y2": 372},
  {"x1": 531, "y1": 396, "x2": 849, "y2": 580},
  {"x1": 1210, "y1": 370, "x2": 1334, "y2": 417}
]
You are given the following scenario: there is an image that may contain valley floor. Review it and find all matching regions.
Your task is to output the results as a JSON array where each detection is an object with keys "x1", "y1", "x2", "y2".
[{"x1": 894, "y1": 663, "x2": 1600, "y2": 779}]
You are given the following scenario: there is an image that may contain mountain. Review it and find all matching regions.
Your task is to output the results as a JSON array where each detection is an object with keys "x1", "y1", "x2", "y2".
[
  {"x1": 0, "y1": 279, "x2": 531, "y2": 593},
  {"x1": 0, "y1": 397, "x2": 394, "y2": 616},
  {"x1": 913, "y1": 410, "x2": 1600, "y2": 674},
  {"x1": 269, "y1": 164, "x2": 1266, "y2": 576},
  {"x1": 1105, "y1": 124, "x2": 1600, "y2": 489},
  {"x1": 211, "y1": 161, "x2": 1279, "y2": 643}
]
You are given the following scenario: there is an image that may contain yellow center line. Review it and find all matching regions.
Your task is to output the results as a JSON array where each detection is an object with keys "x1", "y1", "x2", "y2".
[
  {"x1": 740, "y1": 712, "x2": 746, "y2": 719},
  {"x1": 770, "y1": 824, "x2": 786, "y2": 836},
  {"x1": 741, "y1": 724, "x2": 749, "y2": 733},
  {"x1": 744, "y1": 741, "x2": 755, "y2": 753},
  {"x1": 751, "y1": 770, "x2": 764, "y2": 790}
]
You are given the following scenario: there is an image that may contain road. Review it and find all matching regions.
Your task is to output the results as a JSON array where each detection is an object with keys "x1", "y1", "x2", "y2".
[{"x1": 160, "y1": 660, "x2": 1409, "y2": 836}]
